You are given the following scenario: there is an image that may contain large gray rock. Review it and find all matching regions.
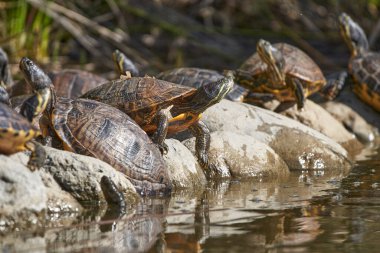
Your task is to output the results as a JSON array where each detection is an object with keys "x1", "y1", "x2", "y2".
[
  {"x1": 163, "y1": 139, "x2": 207, "y2": 191},
  {"x1": 312, "y1": 85, "x2": 379, "y2": 142},
  {"x1": 183, "y1": 131, "x2": 289, "y2": 179},
  {"x1": 198, "y1": 100, "x2": 352, "y2": 172},
  {"x1": 43, "y1": 147, "x2": 140, "y2": 206},
  {"x1": 277, "y1": 100, "x2": 358, "y2": 144}
]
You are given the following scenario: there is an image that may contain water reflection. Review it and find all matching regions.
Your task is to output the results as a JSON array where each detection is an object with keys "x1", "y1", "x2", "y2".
[{"x1": 5, "y1": 143, "x2": 380, "y2": 252}]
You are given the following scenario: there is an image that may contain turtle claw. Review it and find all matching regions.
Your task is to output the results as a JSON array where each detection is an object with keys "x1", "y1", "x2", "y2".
[
  {"x1": 157, "y1": 142, "x2": 169, "y2": 155},
  {"x1": 26, "y1": 141, "x2": 46, "y2": 171}
]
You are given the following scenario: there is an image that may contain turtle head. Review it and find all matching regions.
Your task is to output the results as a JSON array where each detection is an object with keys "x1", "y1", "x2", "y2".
[
  {"x1": 113, "y1": 49, "x2": 139, "y2": 77},
  {"x1": 339, "y1": 13, "x2": 369, "y2": 57},
  {"x1": 257, "y1": 39, "x2": 286, "y2": 84},
  {"x1": 19, "y1": 57, "x2": 52, "y2": 121},
  {"x1": 189, "y1": 75, "x2": 234, "y2": 113},
  {"x1": 0, "y1": 48, "x2": 13, "y2": 87}
]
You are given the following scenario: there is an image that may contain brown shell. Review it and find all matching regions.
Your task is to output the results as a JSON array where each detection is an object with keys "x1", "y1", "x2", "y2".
[
  {"x1": 157, "y1": 67, "x2": 248, "y2": 102},
  {"x1": 241, "y1": 43, "x2": 325, "y2": 83},
  {"x1": 81, "y1": 76, "x2": 196, "y2": 129},
  {"x1": 10, "y1": 69, "x2": 107, "y2": 98},
  {"x1": 0, "y1": 103, "x2": 39, "y2": 155},
  {"x1": 46, "y1": 97, "x2": 171, "y2": 195},
  {"x1": 350, "y1": 51, "x2": 380, "y2": 111}
]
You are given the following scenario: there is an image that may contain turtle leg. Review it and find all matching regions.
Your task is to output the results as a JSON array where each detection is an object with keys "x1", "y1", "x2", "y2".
[
  {"x1": 290, "y1": 78, "x2": 305, "y2": 110},
  {"x1": 243, "y1": 92, "x2": 277, "y2": 105},
  {"x1": 189, "y1": 120, "x2": 210, "y2": 168},
  {"x1": 25, "y1": 140, "x2": 46, "y2": 171},
  {"x1": 100, "y1": 176, "x2": 126, "y2": 214},
  {"x1": 151, "y1": 106, "x2": 172, "y2": 154},
  {"x1": 320, "y1": 71, "x2": 348, "y2": 100}
]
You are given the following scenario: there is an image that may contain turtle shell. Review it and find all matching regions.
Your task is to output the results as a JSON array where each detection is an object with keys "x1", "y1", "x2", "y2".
[
  {"x1": 81, "y1": 76, "x2": 197, "y2": 134},
  {"x1": 0, "y1": 103, "x2": 39, "y2": 155},
  {"x1": 10, "y1": 69, "x2": 107, "y2": 98},
  {"x1": 238, "y1": 43, "x2": 326, "y2": 101},
  {"x1": 157, "y1": 67, "x2": 248, "y2": 102},
  {"x1": 349, "y1": 51, "x2": 380, "y2": 112},
  {"x1": 45, "y1": 97, "x2": 171, "y2": 195}
]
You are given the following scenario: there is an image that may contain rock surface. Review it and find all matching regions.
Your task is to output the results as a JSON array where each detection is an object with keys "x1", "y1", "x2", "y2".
[
  {"x1": 184, "y1": 131, "x2": 289, "y2": 179},
  {"x1": 198, "y1": 100, "x2": 352, "y2": 172},
  {"x1": 311, "y1": 85, "x2": 379, "y2": 142},
  {"x1": 43, "y1": 147, "x2": 139, "y2": 206},
  {"x1": 163, "y1": 139, "x2": 207, "y2": 191}
]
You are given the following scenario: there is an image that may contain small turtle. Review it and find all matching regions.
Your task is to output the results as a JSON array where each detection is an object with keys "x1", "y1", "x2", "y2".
[
  {"x1": 234, "y1": 39, "x2": 337, "y2": 110},
  {"x1": 20, "y1": 57, "x2": 172, "y2": 196},
  {"x1": 10, "y1": 68, "x2": 107, "y2": 98},
  {"x1": 339, "y1": 13, "x2": 380, "y2": 112},
  {"x1": 112, "y1": 49, "x2": 247, "y2": 103},
  {"x1": 81, "y1": 69, "x2": 233, "y2": 171},
  {"x1": 0, "y1": 48, "x2": 13, "y2": 88},
  {"x1": 0, "y1": 78, "x2": 47, "y2": 171}
]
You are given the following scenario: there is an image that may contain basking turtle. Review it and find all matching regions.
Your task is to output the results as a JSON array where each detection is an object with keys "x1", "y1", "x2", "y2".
[
  {"x1": 0, "y1": 80, "x2": 47, "y2": 171},
  {"x1": 112, "y1": 49, "x2": 247, "y2": 102},
  {"x1": 0, "y1": 48, "x2": 13, "y2": 88},
  {"x1": 10, "y1": 68, "x2": 107, "y2": 98},
  {"x1": 81, "y1": 70, "x2": 233, "y2": 169},
  {"x1": 339, "y1": 13, "x2": 380, "y2": 112},
  {"x1": 20, "y1": 57, "x2": 172, "y2": 195},
  {"x1": 234, "y1": 39, "x2": 331, "y2": 110}
]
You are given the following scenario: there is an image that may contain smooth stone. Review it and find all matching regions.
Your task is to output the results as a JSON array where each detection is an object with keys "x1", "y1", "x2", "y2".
[
  {"x1": 163, "y1": 139, "x2": 207, "y2": 191},
  {"x1": 0, "y1": 154, "x2": 47, "y2": 221},
  {"x1": 43, "y1": 147, "x2": 139, "y2": 206},
  {"x1": 198, "y1": 100, "x2": 352, "y2": 172},
  {"x1": 183, "y1": 131, "x2": 289, "y2": 179},
  {"x1": 311, "y1": 85, "x2": 379, "y2": 142}
]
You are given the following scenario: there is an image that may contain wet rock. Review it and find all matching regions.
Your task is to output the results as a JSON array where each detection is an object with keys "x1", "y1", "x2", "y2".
[
  {"x1": 42, "y1": 147, "x2": 139, "y2": 206},
  {"x1": 311, "y1": 85, "x2": 379, "y2": 142},
  {"x1": 0, "y1": 154, "x2": 47, "y2": 228},
  {"x1": 183, "y1": 131, "x2": 289, "y2": 179},
  {"x1": 163, "y1": 139, "x2": 207, "y2": 191},
  {"x1": 276, "y1": 100, "x2": 358, "y2": 144},
  {"x1": 11, "y1": 152, "x2": 83, "y2": 213},
  {"x1": 198, "y1": 100, "x2": 352, "y2": 172}
]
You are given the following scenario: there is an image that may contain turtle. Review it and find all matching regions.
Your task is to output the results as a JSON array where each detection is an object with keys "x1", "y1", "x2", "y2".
[
  {"x1": 10, "y1": 68, "x2": 107, "y2": 98},
  {"x1": 0, "y1": 80, "x2": 47, "y2": 171},
  {"x1": 233, "y1": 39, "x2": 339, "y2": 110},
  {"x1": 339, "y1": 12, "x2": 380, "y2": 112},
  {"x1": 80, "y1": 69, "x2": 234, "y2": 172},
  {"x1": 19, "y1": 57, "x2": 172, "y2": 196},
  {"x1": 111, "y1": 49, "x2": 247, "y2": 103},
  {"x1": 0, "y1": 48, "x2": 13, "y2": 88}
]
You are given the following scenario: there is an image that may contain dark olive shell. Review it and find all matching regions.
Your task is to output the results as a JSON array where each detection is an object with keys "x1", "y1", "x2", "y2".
[
  {"x1": 10, "y1": 69, "x2": 107, "y2": 98},
  {"x1": 0, "y1": 103, "x2": 39, "y2": 155},
  {"x1": 350, "y1": 51, "x2": 380, "y2": 111},
  {"x1": 46, "y1": 97, "x2": 171, "y2": 195},
  {"x1": 81, "y1": 76, "x2": 196, "y2": 132},
  {"x1": 157, "y1": 67, "x2": 248, "y2": 102}
]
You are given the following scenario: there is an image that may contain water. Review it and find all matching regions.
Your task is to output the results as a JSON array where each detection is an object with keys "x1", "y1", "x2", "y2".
[{"x1": 2, "y1": 142, "x2": 380, "y2": 252}]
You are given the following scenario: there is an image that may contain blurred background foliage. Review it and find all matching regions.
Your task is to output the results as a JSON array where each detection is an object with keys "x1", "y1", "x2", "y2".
[{"x1": 1, "y1": 0, "x2": 380, "y2": 79}]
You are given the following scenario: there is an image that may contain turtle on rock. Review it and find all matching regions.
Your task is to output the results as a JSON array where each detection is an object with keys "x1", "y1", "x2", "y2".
[
  {"x1": 19, "y1": 57, "x2": 172, "y2": 196},
  {"x1": 339, "y1": 12, "x2": 380, "y2": 112},
  {"x1": 233, "y1": 39, "x2": 343, "y2": 110},
  {"x1": 0, "y1": 79, "x2": 47, "y2": 171},
  {"x1": 81, "y1": 64, "x2": 234, "y2": 174}
]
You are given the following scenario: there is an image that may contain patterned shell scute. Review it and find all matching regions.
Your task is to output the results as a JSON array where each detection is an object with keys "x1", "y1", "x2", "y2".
[
  {"x1": 240, "y1": 43, "x2": 325, "y2": 83},
  {"x1": 52, "y1": 97, "x2": 171, "y2": 195},
  {"x1": 350, "y1": 52, "x2": 380, "y2": 111},
  {"x1": 157, "y1": 67, "x2": 248, "y2": 102},
  {"x1": 0, "y1": 104, "x2": 35, "y2": 132},
  {"x1": 81, "y1": 76, "x2": 196, "y2": 116}
]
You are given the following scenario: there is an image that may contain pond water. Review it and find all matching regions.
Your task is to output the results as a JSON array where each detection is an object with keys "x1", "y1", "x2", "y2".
[{"x1": 2, "y1": 140, "x2": 380, "y2": 253}]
